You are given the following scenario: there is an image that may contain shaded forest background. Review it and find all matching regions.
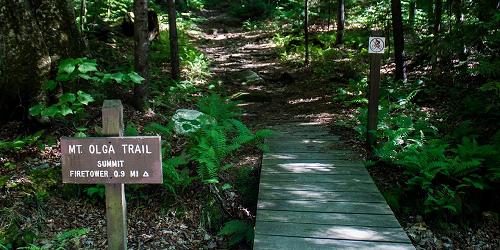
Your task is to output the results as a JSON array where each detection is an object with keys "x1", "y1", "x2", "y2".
[{"x1": 0, "y1": 0, "x2": 499, "y2": 249}]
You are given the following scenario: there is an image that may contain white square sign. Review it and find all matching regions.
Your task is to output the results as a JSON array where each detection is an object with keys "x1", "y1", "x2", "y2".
[{"x1": 368, "y1": 37, "x2": 385, "y2": 53}]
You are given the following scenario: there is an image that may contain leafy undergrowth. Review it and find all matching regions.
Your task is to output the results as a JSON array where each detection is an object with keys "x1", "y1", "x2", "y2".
[
  {"x1": 2, "y1": 1, "x2": 500, "y2": 249},
  {"x1": 0, "y1": 6, "x2": 265, "y2": 250}
]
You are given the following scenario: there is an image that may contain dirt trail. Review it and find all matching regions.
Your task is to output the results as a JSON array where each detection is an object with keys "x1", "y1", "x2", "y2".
[{"x1": 194, "y1": 8, "x2": 342, "y2": 128}]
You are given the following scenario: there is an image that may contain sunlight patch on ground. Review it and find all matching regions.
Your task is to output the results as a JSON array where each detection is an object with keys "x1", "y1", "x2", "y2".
[
  {"x1": 287, "y1": 97, "x2": 322, "y2": 104},
  {"x1": 241, "y1": 62, "x2": 278, "y2": 69},
  {"x1": 316, "y1": 226, "x2": 385, "y2": 241},
  {"x1": 236, "y1": 102, "x2": 257, "y2": 107}
]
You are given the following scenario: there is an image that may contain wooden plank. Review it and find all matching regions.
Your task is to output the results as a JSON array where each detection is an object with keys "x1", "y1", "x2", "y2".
[
  {"x1": 261, "y1": 162, "x2": 367, "y2": 175},
  {"x1": 255, "y1": 221, "x2": 411, "y2": 243},
  {"x1": 256, "y1": 210, "x2": 401, "y2": 227},
  {"x1": 257, "y1": 200, "x2": 393, "y2": 214},
  {"x1": 268, "y1": 125, "x2": 330, "y2": 131},
  {"x1": 267, "y1": 141, "x2": 336, "y2": 147},
  {"x1": 267, "y1": 139, "x2": 332, "y2": 145},
  {"x1": 264, "y1": 152, "x2": 357, "y2": 160},
  {"x1": 262, "y1": 159, "x2": 364, "y2": 165},
  {"x1": 259, "y1": 181, "x2": 379, "y2": 192},
  {"x1": 253, "y1": 235, "x2": 415, "y2": 250},
  {"x1": 268, "y1": 132, "x2": 337, "y2": 138},
  {"x1": 260, "y1": 173, "x2": 372, "y2": 183},
  {"x1": 262, "y1": 166, "x2": 367, "y2": 175},
  {"x1": 267, "y1": 145, "x2": 346, "y2": 153},
  {"x1": 257, "y1": 190, "x2": 383, "y2": 202},
  {"x1": 267, "y1": 135, "x2": 340, "y2": 141}
]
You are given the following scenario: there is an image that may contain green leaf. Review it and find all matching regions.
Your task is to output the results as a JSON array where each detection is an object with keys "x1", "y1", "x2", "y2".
[
  {"x1": 78, "y1": 60, "x2": 98, "y2": 73},
  {"x1": 79, "y1": 73, "x2": 100, "y2": 82},
  {"x1": 58, "y1": 58, "x2": 77, "y2": 74},
  {"x1": 77, "y1": 91, "x2": 94, "y2": 105},
  {"x1": 41, "y1": 105, "x2": 60, "y2": 117},
  {"x1": 222, "y1": 183, "x2": 232, "y2": 190},
  {"x1": 59, "y1": 93, "x2": 76, "y2": 104},
  {"x1": 125, "y1": 122, "x2": 139, "y2": 136},
  {"x1": 128, "y1": 72, "x2": 145, "y2": 84},
  {"x1": 204, "y1": 178, "x2": 219, "y2": 184},
  {"x1": 42, "y1": 80, "x2": 57, "y2": 91},
  {"x1": 107, "y1": 73, "x2": 126, "y2": 84},
  {"x1": 59, "y1": 104, "x2": 73, "y2": 116},
  {"x1": 29, "y1": 104, "x2": 45, "y2": 116},
  {"x1": 75, "y1": 132, "x2": 87, "y2": 138},
  {"x1": 56, "y1": 73, "x2": 71, "y2": 82}
]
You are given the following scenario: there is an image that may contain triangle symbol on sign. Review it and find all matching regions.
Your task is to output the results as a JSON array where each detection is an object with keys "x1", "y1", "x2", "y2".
[{"x1": 143, "y1": 171, "x2": 149, "y2": 177}]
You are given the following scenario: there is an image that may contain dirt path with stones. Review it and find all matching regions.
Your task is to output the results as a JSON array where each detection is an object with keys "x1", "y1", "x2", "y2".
[{"x1": 193, "y1": 7, "x2": 346, "y2": 129}]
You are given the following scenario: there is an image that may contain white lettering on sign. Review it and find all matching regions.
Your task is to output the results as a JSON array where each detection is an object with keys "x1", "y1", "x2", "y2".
[
  {"x1": 368, "y1": 37, "x2": 385, "y2": 53},
  {"x1": 69, "y1": 144, "x2": 83, "y2": 154},
  {"x1": 88, "y1": 144, "x2": 116, "y2": 154},
  {"x1": 70, "y1": 170, "x2": 109, "y2": 178},
  {"x1": 61, "y1": 136, "x2": 162, "y2": 184},
  {"x1": 130, "y1": 171, "x2": 139, "y2": 177},
  {"x1": 121, "y1": 144, "x2": 152, "y2": 154},
  {"x1": 97, "y1": 160, "x2": 125, "y2": 168},
  {"x1": 66, "y1": 144, "x2": 154, "y2": 155}
]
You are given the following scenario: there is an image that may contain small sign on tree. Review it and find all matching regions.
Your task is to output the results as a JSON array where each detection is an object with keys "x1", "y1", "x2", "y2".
[{"x1": 368, "y1": 36, "x2": 385, "y2": 54}]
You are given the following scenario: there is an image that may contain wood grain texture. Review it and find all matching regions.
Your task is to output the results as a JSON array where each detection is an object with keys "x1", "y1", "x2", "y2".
[
  {"x1": 254, "y1": 235, "x2": 414, "y2": 250},
  {"x1": 257, "y1": 190, "x2": 383, "y2": 202},
  {"x1": 254, "y1": 124, "x2": 413, "y2": 249},
  {"x1": 257, "y1": 200, "x2": 393, "y2": 214},
  {"x1": 255, "y1": 221, "x2": 411, "y2": 242},
  {"x1": 256, "y1": 210, "x2": 402, "y2": 227}
]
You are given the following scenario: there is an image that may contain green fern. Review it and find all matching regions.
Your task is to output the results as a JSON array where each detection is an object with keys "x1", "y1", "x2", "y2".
[{"x1": 218, "y1": 220, "x2": 254, "y2": 247}]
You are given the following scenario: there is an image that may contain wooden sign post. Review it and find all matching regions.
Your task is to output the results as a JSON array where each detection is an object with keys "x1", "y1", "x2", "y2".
[
  {"x1": 60, "y1": 100, "x2": 162, "y2": 250},
  {"x1": 367, "y1": 31, "x2": 385, "y2": 157}
]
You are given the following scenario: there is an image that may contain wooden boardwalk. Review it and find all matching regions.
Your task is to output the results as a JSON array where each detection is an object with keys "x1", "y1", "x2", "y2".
[{"x1": 253, "y1": 123, "x2": 414, "y2": 249}]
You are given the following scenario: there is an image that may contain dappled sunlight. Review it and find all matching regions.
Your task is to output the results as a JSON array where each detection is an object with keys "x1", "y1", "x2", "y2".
[
  {"x1": 302, "y1": 237, "x2": 414, "y2": 249},
  {"x1": 287, "y1": 97, "x2": 322, "y2": 104},
  {"x1": 262, "y1": 162, "x2": 364, "y2": 174},
  {"x1": 317, "y1": 226, "x2": 384, "y2": 241},
  {"x1": 241, "y1": 62, "x2": 278, "y2": 69},
  {"x1": 265, "y1": 153, "x2": 300, "y2": 159}
]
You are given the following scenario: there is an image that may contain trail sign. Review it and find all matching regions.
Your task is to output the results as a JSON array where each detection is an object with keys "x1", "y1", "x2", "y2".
[
  {"x1": 60, "y1": 100, "x2": 163, "y2": 250},
  {"x1": 61, "y1": 136, "x2": 162, "y2": 184},
  {"x1": 368, "y1": 37, "x2": 385, "y2": 53}
]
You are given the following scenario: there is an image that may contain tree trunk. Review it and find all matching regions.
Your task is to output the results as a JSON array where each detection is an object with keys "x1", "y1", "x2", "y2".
[
  {"x1": 434, "y1": 0, "x2": 443, "y2": 36},
  {"x1": 390, "y1": 0, "x2": 407, "y2": 82},
  {"x1": 304, "y1": 0, "x2": 309, "y2": 65},
  {"x1": 408, "y1": 0, "x2": 416, "y2": 29},
  {"x1": 168, "y1": 0, "x2": 180, "y2": 80},
  {"x1": 327, "y1": 0, "x2": 332, "y2": 31},
  {"x1": 0, "y1": 0, "x2": 82, "y2": 120},
  {"x1": 335, "y1": 0, "x2": 345, "y2": 45},
  {"x1": 133, "y1": 0, "x2": 149, "y2": 110},
  {"x1": 452, "y1": 0, "x2": 463, "y2": 25},
  {"x1": 80, "y1": 0, "x2": 87, "y2": 32}
]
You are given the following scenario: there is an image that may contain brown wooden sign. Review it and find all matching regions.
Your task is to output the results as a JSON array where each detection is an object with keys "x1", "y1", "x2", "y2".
[{"x1": 61, "y1": 136, "x2": 162, "y2": 184}]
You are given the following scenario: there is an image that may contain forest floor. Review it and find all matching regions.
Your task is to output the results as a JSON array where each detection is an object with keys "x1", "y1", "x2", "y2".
[
  {"x1": 1, "y1": 4, "x2": 499, "y2": 250},
  {"x1": 192, "y1": 5, "x2": 500, "y2": 250}
]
